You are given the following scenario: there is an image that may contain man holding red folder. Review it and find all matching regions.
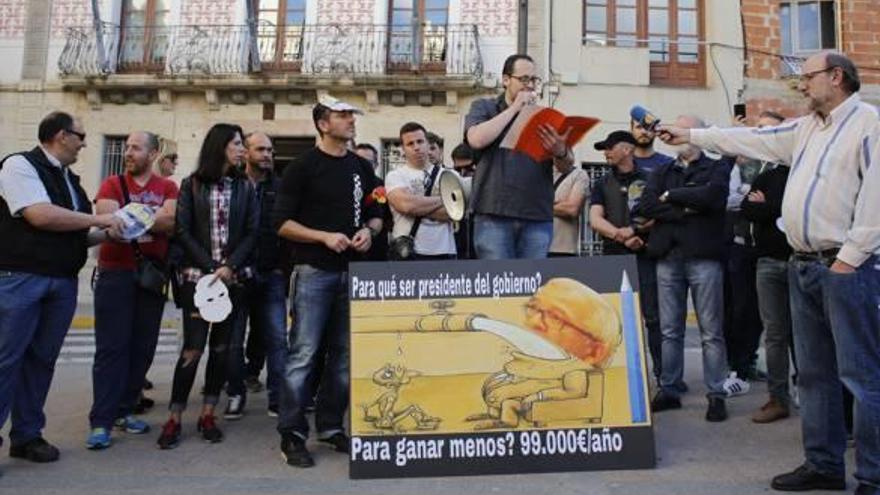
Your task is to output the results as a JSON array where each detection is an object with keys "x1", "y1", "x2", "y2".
[{"x1": 464, "y1": 54, "x2": 574, "y2": 260}]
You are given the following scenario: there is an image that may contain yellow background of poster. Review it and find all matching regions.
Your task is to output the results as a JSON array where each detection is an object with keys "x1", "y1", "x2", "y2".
[{"x1": 351, "y1": 286, "x2": 652, "y2": 436}]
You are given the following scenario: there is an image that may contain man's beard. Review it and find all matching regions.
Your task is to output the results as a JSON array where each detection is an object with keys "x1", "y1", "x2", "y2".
[{"x1": 635, "y1": 137, "x2": 654, "y2": 149}]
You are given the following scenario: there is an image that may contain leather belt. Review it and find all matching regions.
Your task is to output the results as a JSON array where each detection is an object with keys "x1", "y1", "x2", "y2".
[{"x1": 792, "y1": 248, "x2": 840, "y2": 266}]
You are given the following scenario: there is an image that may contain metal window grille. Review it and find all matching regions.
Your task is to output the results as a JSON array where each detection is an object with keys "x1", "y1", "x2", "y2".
[{"x1": 102, "y1": 135, "x2": 127, "y2": 179}]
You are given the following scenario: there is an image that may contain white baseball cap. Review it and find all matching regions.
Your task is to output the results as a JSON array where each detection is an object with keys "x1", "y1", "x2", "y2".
[{"x1": 317, "y1": 94, "x2": 363, "y2": 114}]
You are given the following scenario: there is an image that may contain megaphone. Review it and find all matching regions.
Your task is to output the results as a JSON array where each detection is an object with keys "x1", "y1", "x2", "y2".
[{"x1": 438, "y1": 169, "x2": 472, "y2": 222}]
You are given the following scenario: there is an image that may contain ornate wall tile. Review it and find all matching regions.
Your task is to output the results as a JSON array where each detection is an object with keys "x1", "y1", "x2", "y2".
[{"x1": 0, "y1": 0, "x2": 27, "y2": 39}]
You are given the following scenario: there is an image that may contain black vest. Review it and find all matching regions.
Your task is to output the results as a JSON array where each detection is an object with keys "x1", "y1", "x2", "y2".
[
  {"x1": 0, "y1": 147, "x2": 93, "y2": 277},
  {"x1": 599, "y1": 169, "x2": 648, "y2": 255}
]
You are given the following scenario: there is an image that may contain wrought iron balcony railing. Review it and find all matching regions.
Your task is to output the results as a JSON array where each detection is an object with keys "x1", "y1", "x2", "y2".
[{"x1": 58, "y1": 22, "x2": 483, "y2": 79}]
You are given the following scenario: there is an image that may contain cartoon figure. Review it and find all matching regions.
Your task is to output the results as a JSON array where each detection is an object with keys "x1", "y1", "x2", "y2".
[
  {"x1": 467, "y1": 278, "x2": 622, "y2": 430},
  {"x1": 361, "y1": 364, "x2": 441, "y2": 433}
]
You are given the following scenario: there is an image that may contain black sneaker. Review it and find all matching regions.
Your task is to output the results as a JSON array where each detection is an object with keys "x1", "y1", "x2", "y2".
[
  {"x1": 267, "y1": 405, "x2": 279, "y2": 418},
  {"x1": 133, "y1": 395, "x2": 155, "y2": 414},
  {"x1": 706, "y1": 397, "x2": 728, "y2": 422},
  {"x1": 224, "y1": 395, "x2": 244, "y2": 420},
  {"x1": 197, "y1": 415, "x2": 224, "y2": 443},
  {"x1": 319, "y1": 432, "x2": 350, "y2": 453},
  {"x1": 650, "y1": 392, "x2": 682, "y2": 412},
  {"x1": 771, "y1": 464, "x2": 846, "y2": 491},
  {"x1": 281, "y1": 434, "x2": 314, "y2": 468},
  {"x1": 157, "y1": 418, "x2": 181, "y2": 450},
  {"x1": 855, "y1": 484, "x2": 880, "y2": 495},
  {"x1": 245, "y1": 376, "x2": 264, "y2": 393},
  {"x1": 9, "y1": 437, "x2": 60, "y2": 463}
]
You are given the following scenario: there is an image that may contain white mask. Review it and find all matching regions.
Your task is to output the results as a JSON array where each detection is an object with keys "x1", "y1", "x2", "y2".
[{"x1": 194, "y1": 275, "x2": 232, "y2": 323}]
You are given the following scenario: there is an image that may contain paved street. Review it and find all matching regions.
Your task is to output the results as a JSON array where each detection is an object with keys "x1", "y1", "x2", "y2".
[{"x1": 0, "y1": 342, "x2": 857, "y2": 495}]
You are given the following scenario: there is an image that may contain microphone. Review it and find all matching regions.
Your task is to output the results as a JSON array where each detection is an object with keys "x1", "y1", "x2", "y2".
[{"x1": 630, "y1": 105, "x2": 661, "y2": 132}]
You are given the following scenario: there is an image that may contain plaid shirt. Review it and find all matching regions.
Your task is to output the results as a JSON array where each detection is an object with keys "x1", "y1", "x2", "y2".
[{"x1": 181, "y1": 177, "x2": 253, "y2": 283}]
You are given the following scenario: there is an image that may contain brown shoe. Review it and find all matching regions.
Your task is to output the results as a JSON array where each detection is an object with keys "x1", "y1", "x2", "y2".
[{"x1": 752, "y1": 398, "x2": 790, "y2": 423}]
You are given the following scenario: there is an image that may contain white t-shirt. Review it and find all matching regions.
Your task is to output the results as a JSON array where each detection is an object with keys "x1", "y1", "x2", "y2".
[
  {"x1": 0, "y1": 146, "x2": 79, "y2": 216},
  {"x1": 385, "y1": 164, "x2": 457, "y2": 256}
]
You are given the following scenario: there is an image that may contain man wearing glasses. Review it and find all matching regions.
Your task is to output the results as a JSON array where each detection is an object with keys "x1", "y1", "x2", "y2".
[
  {"x1": 660, "y1": 51, "x2": 880, "y2": 494},
  {"x1": 464, "y1": 54, "x2": 574, "y2": 259},
  {"x1": 0, "y1": 111, "x2": 124, "y2": 467}
]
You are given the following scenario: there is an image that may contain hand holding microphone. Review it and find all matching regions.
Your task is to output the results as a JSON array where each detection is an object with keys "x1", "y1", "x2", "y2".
[{"x1": 513, "y1": 90, "x2": 538, "y2": 110}]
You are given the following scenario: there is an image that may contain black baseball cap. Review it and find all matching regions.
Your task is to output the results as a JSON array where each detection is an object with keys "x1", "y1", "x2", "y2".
[{"x1": 594, "y1": 130, "x2": 638, "y2": 150}]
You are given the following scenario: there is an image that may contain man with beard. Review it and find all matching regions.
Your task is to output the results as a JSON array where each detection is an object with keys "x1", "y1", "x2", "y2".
[
  {"x1": 86, "y1": 131, "x2": 178, "y2": 449},
  {"x1": 224, "y1": 132, "x2": 288, "y2": 419},
  {"x1": 630, "y1": 106, "x2": 674, "y2": 174},
  {"x1": 274, "y1": 95, "x2": 383, "y2": 467},
  {"x1": 660, "y1": 51, "x2": 880, "y2": 493}
]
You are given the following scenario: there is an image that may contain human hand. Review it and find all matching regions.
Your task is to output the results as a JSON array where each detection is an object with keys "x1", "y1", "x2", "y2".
[
  {"x1": 211, "y1": 266, "x2": 234, "y2": 285},
  {"x1": 747, "y1": 190, "x2": 766, "y2": 203},
  {"x1": 538, "y1": 124, "x2": 571, "y2": 159},
  {"x1": 351, "y1": 227, "x2": 373, "y2": 253},
  {"x1": 323, "y1": 232, "x2": 351, "y2": 253},
  {"x1": 656, "y1": 125, "x2": 691, "y2": 145},
  {"x1": 829, "y1": 260, "x2": 856, "y2": 274}
]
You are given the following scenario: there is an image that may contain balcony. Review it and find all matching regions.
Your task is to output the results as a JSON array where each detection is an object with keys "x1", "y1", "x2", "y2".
[{"x1": 58, "y1": 22, "x2": 484, "y2": 80}]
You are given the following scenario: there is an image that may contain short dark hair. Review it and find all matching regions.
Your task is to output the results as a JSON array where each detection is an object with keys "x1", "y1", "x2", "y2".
[
  {"x1": 399, "y1": 122, "x2": 427, "y2": 141},
  {"x1": 426, "y1": 132, "x2": 444, "y2": 148},
  {"x1": 758, "y1": 110, "x2": 786, "y2": 123},
  {"x1": 355, "y1": 142, "x2": 378, "y2": 156},
  {"x1": 502, "y1": 54, "x2": 534, "y2": 76},
  {"x1": 451, "y1": 142, "x2": 474, "y2": 161},
  {"x1": 193, "y1": 123, "x2": 244, "y2": 183},
  {"x1": 312, "y1": 104, "x2": 332, "y2": 137},
  {"x1": 825, "y1": 52, "x2": 860, "y2": 94},
  {"x1": 38, "y1": 111, "x2": 75, "y2": 143}
]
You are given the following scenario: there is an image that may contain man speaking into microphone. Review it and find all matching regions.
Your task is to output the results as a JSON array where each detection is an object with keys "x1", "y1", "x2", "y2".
[{"x1": 464, "y1": 54, "x2": 574, "y2": 259}]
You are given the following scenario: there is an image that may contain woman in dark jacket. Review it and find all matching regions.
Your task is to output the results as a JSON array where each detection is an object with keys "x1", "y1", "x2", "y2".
[{"x1": 157, "y1": 124, "x2": 258, "y2": 449}]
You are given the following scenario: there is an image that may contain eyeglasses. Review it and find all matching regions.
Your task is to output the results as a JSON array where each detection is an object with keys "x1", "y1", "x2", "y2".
[
  {"x1": 799, "y1": 66, "x2": 836, "y2": 83},
  {"x1": 507, "y1": 74, "x2": 542, "y2": 86},
  {"x1": 65, "y1": 128, "x2": 86, "y2": 141}
]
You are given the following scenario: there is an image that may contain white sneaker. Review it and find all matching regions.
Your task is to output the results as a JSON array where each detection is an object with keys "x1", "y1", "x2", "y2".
[
  {"x1": 723, "y1": 372, "x2": 750, "y2": 398},
  {"x1": 224, "y1": 395, "x2": 244, "y2": 420}
]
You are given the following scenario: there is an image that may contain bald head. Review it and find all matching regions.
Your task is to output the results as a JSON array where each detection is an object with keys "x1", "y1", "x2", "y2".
[
  {"x1": 124, "y1": 131, "x2": 160, "y2": 177},
  {"x1": 244, "y1": 131, "x2": 273, "y2": 174}
]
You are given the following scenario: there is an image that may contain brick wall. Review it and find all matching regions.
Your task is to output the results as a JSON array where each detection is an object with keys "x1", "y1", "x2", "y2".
[{"x1": 741, "y1": 0, "x2": 880, "y2": 118}]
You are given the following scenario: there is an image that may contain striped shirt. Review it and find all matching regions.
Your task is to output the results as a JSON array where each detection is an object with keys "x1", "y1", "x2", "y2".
[{"x1": 691, "y1": 93, "x2": 880, "y2": 267}]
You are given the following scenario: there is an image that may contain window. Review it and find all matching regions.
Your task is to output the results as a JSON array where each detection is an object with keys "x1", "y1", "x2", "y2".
[
  {"x1": 583, "y1": 0, "x2": 705, "y2": 87},
  {"x1": 102, "y1": 136, "x2": 127, "y2": 179},
  {"x1": 780, "y1": 1, "x2": 836, "y2": 55},
  {"x1": 255, "y1": 0, "x2": 307, "y2": 70},
  {"x1": 118, "y1": 0, "x2": 171, "y2": 72},
  {"x1": 380, "y1": 138, "x2": 405, "y2": 178},
  {"x1": 271, "y1": 136, "x2": 315, "y2": 175},
  {"x1": 387, "y1": 0, "x2": 450, "y2": 72}
]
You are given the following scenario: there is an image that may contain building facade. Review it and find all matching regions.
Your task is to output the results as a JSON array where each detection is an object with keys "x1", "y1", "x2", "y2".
[
  {"x1": 740, "y1": 0, "x2": 880, "y2": 117},
  {"x1": 0, "y1": 0, "x2": 520, "y2": 195}
]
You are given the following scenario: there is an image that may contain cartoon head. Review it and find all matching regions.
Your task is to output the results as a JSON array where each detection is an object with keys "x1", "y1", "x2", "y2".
[
  {"x1": 372, "y1": 364, "x2": 412, "y2": 388},
  {"x1": 194, "y1": 275, "x2": 232, "y2": 323},
  {"x1": 524, "y1": 278, "x2": 622, "y2": 368}
]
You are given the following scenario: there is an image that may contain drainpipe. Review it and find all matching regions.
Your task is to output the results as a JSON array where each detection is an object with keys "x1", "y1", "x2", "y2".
[
  {"x1": 91, "y1": 0, "x2": 107, "y2": 73},
  {"x1": 245, "y1": 0, "x2": 261, "y2": 72},
  {"x1": 517, "y1": 0, "x2": 528, "y2": 53}
]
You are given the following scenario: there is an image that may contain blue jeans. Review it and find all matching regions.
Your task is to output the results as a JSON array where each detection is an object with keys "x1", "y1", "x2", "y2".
[
  {"x1": 637, "y1": 254, "x2": 662, "y2": 382},
  {"x1": 473, "y1": 214, "x2": 552, "y2": 260},
  {"x1": 789, "y1": 256, "x2": 880, "y2": 486},
  {"x1": 0, "y1": 271, "x2": 77, "y2": 444},
  {"x1": 755, "y1": 257, "x2": 794, "y2": 405},
  {"x1": 227, "y1": 271, "x2": 288, "y2": 409},
  {"x1": 89, "y1": 269, "x2": 165, "y2": 429},
  {"x1": 277, "y1": 265, "x2": 349, "y2": 440},
  {"x1": 656, "y1": 258, "x2": 728, "y2": 399}
]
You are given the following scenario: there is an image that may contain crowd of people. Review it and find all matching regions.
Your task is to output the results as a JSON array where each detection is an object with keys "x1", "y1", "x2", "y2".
[{"x1": 0, "y1": 50, "x2": 878, "y2": 494}]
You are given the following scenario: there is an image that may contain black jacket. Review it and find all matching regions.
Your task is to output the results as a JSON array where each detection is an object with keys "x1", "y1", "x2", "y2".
[
  {"x1": 175, "y1": 175, "x2": 258, "y2": 274},
  {"x1": 638, "y1": 153, "x2": 729, "y2": 260},
  {"x1": 740, "y1": 165, "x2": 792, "y2": 261}
]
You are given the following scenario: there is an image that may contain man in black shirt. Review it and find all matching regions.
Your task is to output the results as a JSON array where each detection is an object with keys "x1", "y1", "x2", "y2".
[
  {"x1": 588, "y1": 130, "x2": 662, "y2": 387},
  {"x1": 273, "y1": 96, "x2": 383, "y2": 468}
]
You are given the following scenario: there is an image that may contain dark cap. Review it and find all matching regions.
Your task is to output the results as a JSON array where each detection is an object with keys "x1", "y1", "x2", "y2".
[{"x1": 594, "y1": 130, "x2": 637, "y2": 150}]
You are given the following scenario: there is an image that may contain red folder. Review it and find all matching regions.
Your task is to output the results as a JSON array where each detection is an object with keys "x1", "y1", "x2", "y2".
[{"x1": 500, "y1": 106, "x2": 600, "y2": 163}]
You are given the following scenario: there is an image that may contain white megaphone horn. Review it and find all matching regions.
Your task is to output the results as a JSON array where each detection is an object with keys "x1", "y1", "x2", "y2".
[{"x1": 438, "y1": 169, "x2": 472, "y2": 222}]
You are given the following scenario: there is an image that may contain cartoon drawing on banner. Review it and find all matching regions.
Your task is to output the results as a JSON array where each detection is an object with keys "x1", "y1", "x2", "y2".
[
  {"x1": 351, "y1": 276, "x2": 632, "y2": 435},
  {"x1": 360, "y1": 364, "x2": 442, "y2": 433}
]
